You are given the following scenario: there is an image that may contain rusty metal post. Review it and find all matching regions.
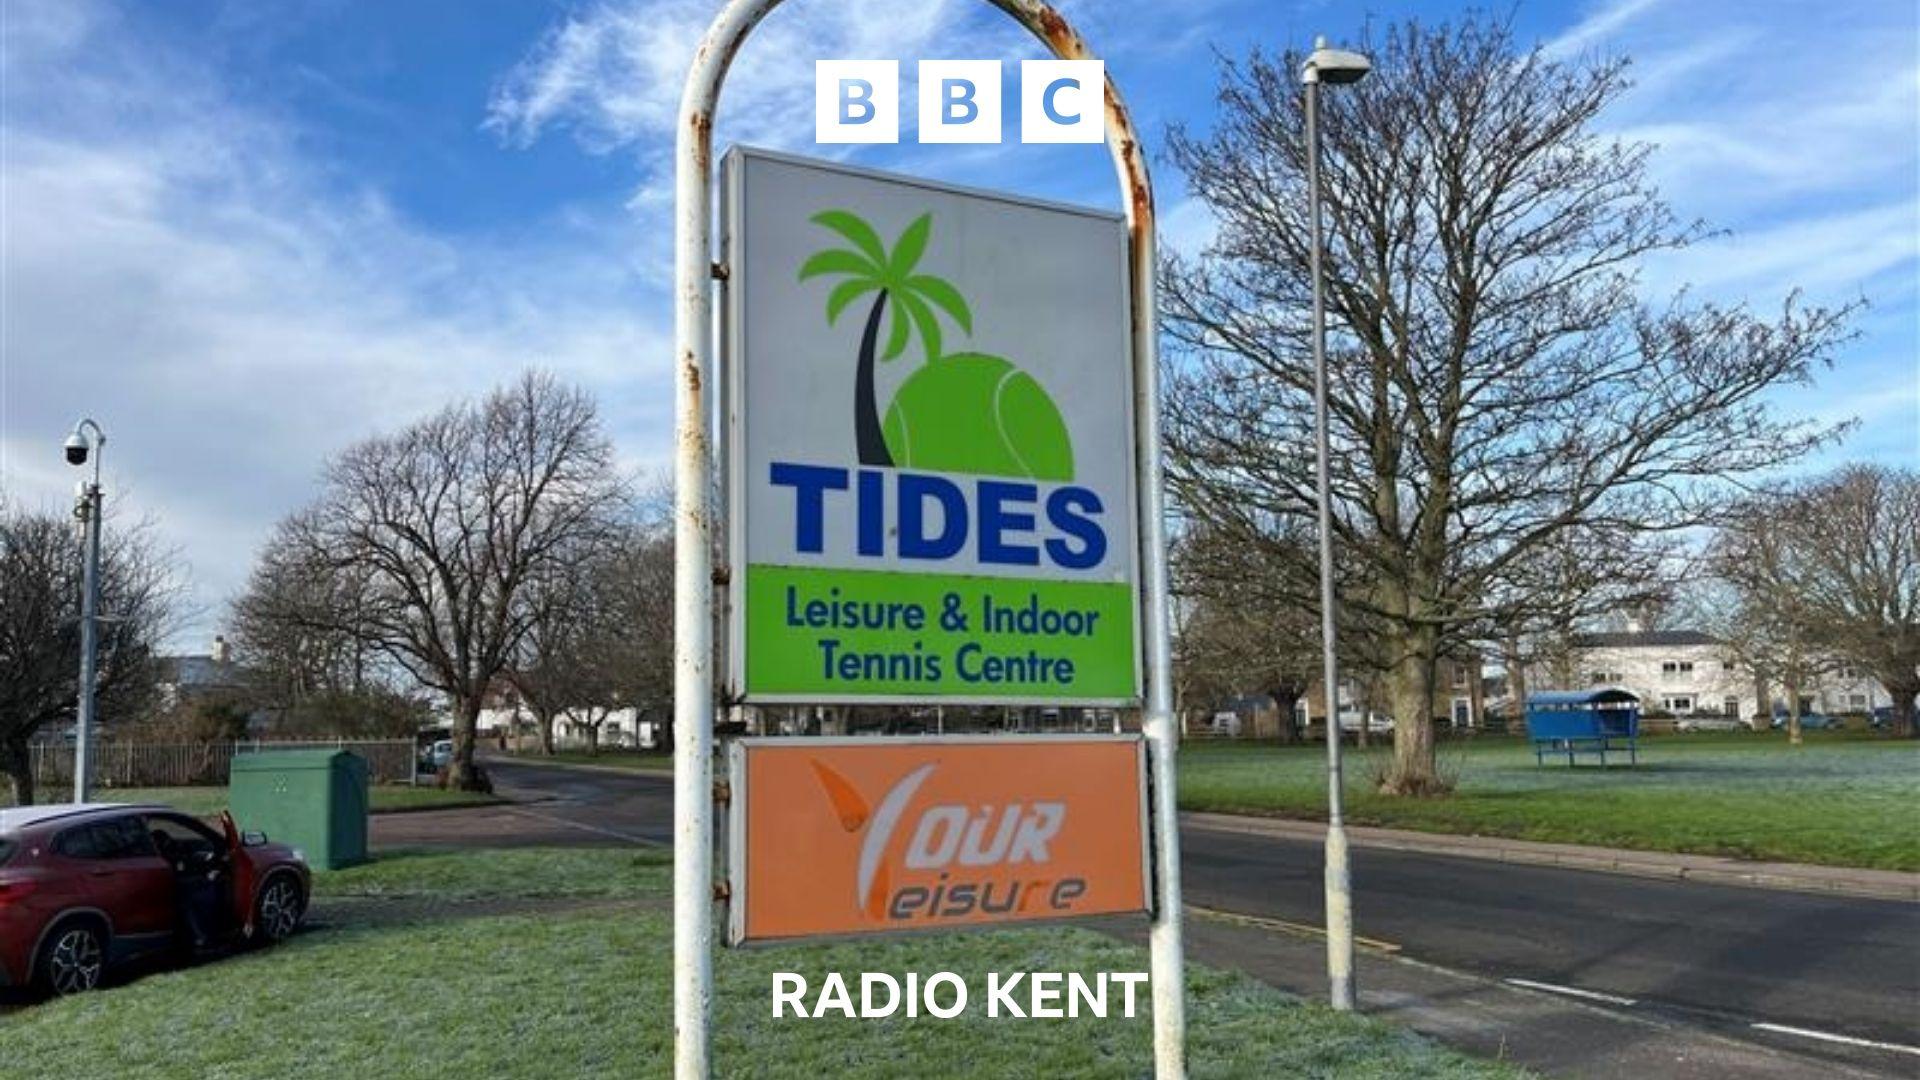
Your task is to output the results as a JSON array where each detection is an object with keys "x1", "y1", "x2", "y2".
[
  {"x1": 674, "y1": 2, "x2": 1185, "y2": 1076},
  {"x1": 673, "y1": 6, "x2": 774, "y2": 1079}
]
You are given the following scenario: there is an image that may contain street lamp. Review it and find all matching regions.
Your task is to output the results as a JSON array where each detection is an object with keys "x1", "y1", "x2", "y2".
[
  {"x1": 1302, "y1": 35, "x2": 1369, "y2": 1013},
  {"x1": 66, "y1": 419, "x2": 106, "y2": 803}
]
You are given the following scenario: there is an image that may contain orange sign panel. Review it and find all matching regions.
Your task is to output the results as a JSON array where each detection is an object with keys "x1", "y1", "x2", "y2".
[{"x1": 729, "y1": 736, "x2": 1151, "y2": 944}]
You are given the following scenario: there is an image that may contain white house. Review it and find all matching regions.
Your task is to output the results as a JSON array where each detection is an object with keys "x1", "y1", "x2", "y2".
[
  {"x1": 476, "y1": 705, "x2": 662, "y2": 749},
  {"x1": 1563, "y1": 629, "x2": 1895, "y2": 720}
]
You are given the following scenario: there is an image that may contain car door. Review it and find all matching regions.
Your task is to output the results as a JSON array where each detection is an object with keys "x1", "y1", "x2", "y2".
[
  {"x1": 145, "y1": 814, "x2": 234, "y2": 932},
  {"x1": 51, "y1": 817, "x2": 175, "y2": 946},
  {"x1": 217, "y1": 813, "x2": 257, "y2": 925}
]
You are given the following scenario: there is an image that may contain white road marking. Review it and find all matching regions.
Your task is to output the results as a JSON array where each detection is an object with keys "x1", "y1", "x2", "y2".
[
  {"x1": 1751, "y1": 1023, "x2": 1920, "y2": 1057},
  {"x1": 1503, "y1": 977, "x2": 1638, "y2": 1006},
  {"x1": 504, "y1": 806, "x2": 662, "y2": 846}
]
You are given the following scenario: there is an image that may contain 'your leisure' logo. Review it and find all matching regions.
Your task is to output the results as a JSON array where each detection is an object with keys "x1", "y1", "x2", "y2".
[
  {"x1": 800, "y1": 210, "x2": 1075, "y2": 482},
  {"x1": 807, "y1": 758, "x2": 1081, "y2": 924}
]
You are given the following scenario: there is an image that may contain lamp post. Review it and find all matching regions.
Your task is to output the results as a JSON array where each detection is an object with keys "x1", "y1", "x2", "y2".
[
  {"x1": 1302, "y1": 35, "x2": 1369, "y2": 1013},
  {"x1": 65, "y1": 419, "x2": 106, "y2": 804}
]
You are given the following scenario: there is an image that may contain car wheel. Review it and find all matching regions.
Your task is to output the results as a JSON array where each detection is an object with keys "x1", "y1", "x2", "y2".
[
  {"x1": 253, "y1": 874, "x2": 306, "y2": 944},
  {"x1": 37, "y1": 920, "x2": 106, "y2": 995}
]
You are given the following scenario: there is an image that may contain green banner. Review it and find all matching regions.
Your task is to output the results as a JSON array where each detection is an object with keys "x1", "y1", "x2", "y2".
[{"x1": 745, "y1": 564, "x2": 1137, "y2": 700}]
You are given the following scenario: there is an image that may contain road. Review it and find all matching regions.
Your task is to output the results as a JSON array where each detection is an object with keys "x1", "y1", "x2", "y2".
[{"x1": 451, "y1": 756, "x2": 1919, "y2": 1078}]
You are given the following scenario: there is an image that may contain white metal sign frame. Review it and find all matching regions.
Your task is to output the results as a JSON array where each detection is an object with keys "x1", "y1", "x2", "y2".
[{"x1": 671, "y1": 2, "x2": 1187, "y2": 1077}]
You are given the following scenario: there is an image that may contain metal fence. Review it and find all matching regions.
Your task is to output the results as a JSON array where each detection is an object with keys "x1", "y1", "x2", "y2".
[{"x1": 28, "y1": 738, "x2": 417, "y2": 791}]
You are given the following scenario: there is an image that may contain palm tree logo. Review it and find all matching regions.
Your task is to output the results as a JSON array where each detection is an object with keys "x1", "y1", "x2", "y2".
[{"x1": 800, "y1": 209, "x2": 1075, "y2": 482}]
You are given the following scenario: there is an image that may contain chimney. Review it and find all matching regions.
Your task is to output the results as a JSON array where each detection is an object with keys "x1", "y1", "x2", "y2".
[{"x1": 211, "y1": 634, "x2": 231, "y2": 665}]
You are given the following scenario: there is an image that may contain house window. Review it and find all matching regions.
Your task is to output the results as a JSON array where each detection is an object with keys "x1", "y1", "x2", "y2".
[
  {"x1": 1589, "y1": 672, "x2": 1609, "y2": 686},
  {"x1": 1662, "y1": 695, "x2": 1695, "y2": 713},
  {"x1": 1661, "y1": 660, "x2": 1694, "y2": 676},
  {"x1": 1722, "y1": 697, "x2": 1740, "y2": 717},
  {"x1": 1837, "y1": 664, "x2": 1861, "y2": 679},
  {"x1": 1848, "y1": 693, "x2": 1868, "y2": 709},
  {"x1": 1451, "y1": 665, "x2": 1467, "y2": 689}
]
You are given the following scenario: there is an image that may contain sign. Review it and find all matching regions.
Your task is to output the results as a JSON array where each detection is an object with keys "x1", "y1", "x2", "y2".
[
  {"x1": 727, "y1": 735, "x2": 1150, "y2": 944},
  {"x1": 722, "y1": 146, "x2": 1141, "y2": 705}
]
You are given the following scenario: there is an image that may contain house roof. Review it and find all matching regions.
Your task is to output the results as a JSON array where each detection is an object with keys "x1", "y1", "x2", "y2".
[
  {"x1": 157, "y1": 655, "x2": 247, "y2": 689},
  {"x1": 1571, "y1": 630, "x2": 1721, "y2": 649}
]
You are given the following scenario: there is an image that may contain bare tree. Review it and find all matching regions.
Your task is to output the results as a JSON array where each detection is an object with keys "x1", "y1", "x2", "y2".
[
  {"x1": 1487, "y1": 527, "x2": 1679, "y2": 720},
  {"x1": 231, "y1": 538, "x2": 381, "y2": 707},
  {"x1": 264, "y1": 372, "x2": 624, "y2": 788},
  {"x1": 1162, "y1": 16, "x2": 1854, "y2": 794},
  {"x1": 0, "y1": 502, "x2": 181, "y2": 804},
  {"x1": 1714, "y1": 466, "x2": 1920, "y2": 737},
  {"x1": 1786, "y1": 466, "x2": 1920, "y2": 735},
  {"x1": 506, "y1": 536, "x2": 605, "y2": 756},
  {"x1": 1172, "y1": 521, "x2": 1320, "y2": 740},
  {"x1": 595, "y1": 522, "x2": 676, "y2": 750}
]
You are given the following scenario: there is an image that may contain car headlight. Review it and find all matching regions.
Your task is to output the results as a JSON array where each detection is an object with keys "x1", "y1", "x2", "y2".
[{"x1": 290, "y1": 848, "x2": 307, "y2": 864}]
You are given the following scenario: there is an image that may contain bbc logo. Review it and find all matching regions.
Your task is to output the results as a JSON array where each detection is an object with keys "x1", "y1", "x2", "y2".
[{"x1": 815, "y1": 60, "x2": 1103, "y2": 145}]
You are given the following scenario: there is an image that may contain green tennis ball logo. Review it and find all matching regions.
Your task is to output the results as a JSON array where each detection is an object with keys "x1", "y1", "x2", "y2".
[
  {"x1": 800, "y1": 209, "x2": 1076, "y2": 483},
  {"x1": 882, "y1": 352, "x2": 1074, "y2": 481}
]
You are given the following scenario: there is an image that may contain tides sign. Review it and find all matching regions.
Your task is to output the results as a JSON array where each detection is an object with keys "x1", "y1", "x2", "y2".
[{"x1": 723, "y1": 147, "x2": 1141, "y2": 705}]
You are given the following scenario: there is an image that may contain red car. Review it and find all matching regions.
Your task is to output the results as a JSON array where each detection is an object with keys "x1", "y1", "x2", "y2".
[{"x1": 0, "y1": 803, "x2": 310, "y2": 995}]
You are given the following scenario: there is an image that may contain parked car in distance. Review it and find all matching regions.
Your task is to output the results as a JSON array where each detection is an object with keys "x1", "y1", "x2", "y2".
[
  {"x1": 0, "y1": 804, "x2": 309, "y2": 995},
  {"x1": 1676, "y1": 715, "x2": 1747, "y2": 732},
  {"x1": 420, "y1": 739, "x2": 454, "y2": 772},
  {"x1": 1770, "y1": 710, "x2": 1843, "y2": 731}
]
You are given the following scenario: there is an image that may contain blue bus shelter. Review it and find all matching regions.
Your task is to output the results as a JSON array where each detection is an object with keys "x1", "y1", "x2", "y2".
[{"x1": 1525, "y1": 688, "x2": 1641, "y2": 766}]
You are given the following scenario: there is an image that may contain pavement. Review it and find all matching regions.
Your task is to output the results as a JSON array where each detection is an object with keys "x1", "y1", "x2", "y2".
[{"x1": 393, "y1": 755, "x2": 1920, "y2": 1079}]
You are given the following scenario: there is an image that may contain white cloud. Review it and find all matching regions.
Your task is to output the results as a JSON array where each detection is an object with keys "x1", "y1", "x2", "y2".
[
  {"x1": 1642, "y1": 199, "x2": 1918, "y2": 300},
  {"x1": 484, "y1": 0, "x2": 1047, "y2": 204},
  {"x1": 1559, "y1": 0, "x2": 1918, "y2": 473},
  {"x1": 1159, "y1": 195, "x2": 1218, "y2": 258},
  {"x1": 1543, "y1": 0, "x2": 1664, "y2": 59},
  {"x1": 1, "y1": 2, "x2": 673, "y2": 645}
]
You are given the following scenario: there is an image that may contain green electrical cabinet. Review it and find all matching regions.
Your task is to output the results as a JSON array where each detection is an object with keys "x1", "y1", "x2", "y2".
[{"x1": 229, "y1": 749, "x2": 370, "y2": 870}]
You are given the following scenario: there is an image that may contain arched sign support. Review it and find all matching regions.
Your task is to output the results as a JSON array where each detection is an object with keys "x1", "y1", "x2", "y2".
[{"x1": 671, "y1": 3, "x2": 1187, "y2": 1076}]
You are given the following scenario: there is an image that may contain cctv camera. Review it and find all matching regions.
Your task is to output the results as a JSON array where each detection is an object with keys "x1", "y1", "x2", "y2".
[{"x1": 64, "y1": 432, "x2": 89, "y2": 466}]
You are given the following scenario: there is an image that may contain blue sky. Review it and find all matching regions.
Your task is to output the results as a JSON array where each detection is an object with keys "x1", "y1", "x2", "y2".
[{"x1": 2, "y1": 0, "x2": 1915, "y2": 646}]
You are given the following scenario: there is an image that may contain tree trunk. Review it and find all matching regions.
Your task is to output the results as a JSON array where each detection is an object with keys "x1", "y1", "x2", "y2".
[
  {"x1": 585, "y1": 721, "x2": 601, "y2": 757},
  {"x1": 537, "y1": 708, "x2": 557, "y2": 755},
  {"x1": 1502, "y1": 633, "x2": 1527, "y2": 730},
  {"x1": 2, "y1": 738, "x2": 33, "y2": 807},
  {"x1": 1749, "y1": 668, "x2": 1771, "y2": 733},
  {"x1": 1269, "y1": 686, "x2": 1301, "y2": 744},
  {"x1": 447, "y1": 695, "x2": 483, "y2": 790},
  {"x1": 853, "y1": 293, "x2": 893, "y2": 468},
  {"x1": 1381, "y1": 628, "x2": 1445, "y2": 796},
  {"x1": 1884, "y1": 675, "x2": 1919, "y2": 739},
  {"x1": 1785, "y1": 672, "x2": 1803, "y2": 747}
]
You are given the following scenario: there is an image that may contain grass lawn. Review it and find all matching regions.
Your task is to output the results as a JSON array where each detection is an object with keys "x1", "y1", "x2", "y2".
[
  {"x1": 2, "y1": 784, "x2": 501, "y2": 817},
  {"x1": 1179, "y1": 732, "x2": 1920, "y2": 871},
  {"x1": 0, "y1": 847, "x2": 1520, "y2": 1079},
  {"x1": 498, "y1": 747, "x2": 673, "y2": 772}
]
